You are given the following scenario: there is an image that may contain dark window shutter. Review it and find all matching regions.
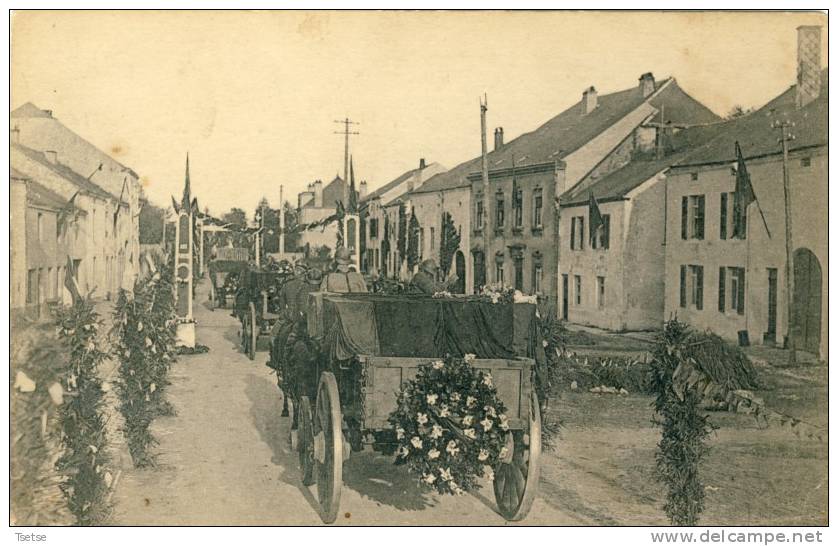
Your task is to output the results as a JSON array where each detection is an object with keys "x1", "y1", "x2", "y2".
[
  {"x1": 603, "y1": 215, "x2": 610, "y2": 249},
  {"x1": 680, "y1": 265, "x2": 687, "y2": 308},
  {"x1": 718, "y1": 267, "x2": 726, "y2": 312},
  {"x1": 580, "y1": 217, "x2": 585, "y2": 250},
  {"x1": 570, "y1": 218, "x2": 576, "y2": 250},
  {"x1": 696, "y1": 266, "x2": 704, "y2": 310},
  {"x1": 696, "y1": 196, "x2": 705, "y2": 240},
  {"x1": 737, "y1": 267, "x2": 745, "y2": 315},
  {"x1": 681, "y1": 196, "x2": 688, "y2": 239},
  {"x1": 720, "y1": 193, "x2": 728, "y2": 240}
]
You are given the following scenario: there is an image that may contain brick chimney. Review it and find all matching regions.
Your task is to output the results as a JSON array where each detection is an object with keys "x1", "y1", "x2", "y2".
[
  {"x1": 419, "y1": 158, "x2": 426, "y2": 169},
  {"x1": 582, "y1": 86, "x2": 597, "y2": 115},
  {"x1": 44, "y1": 150, "x2": 58, "y2": 164},
  {"x1": 639, "y1": 72, "x2": 655, "y2": 98},
  {"x1": 494, "y1": 127, "x2": 504, "y2": 150},
  {"x1": 313, "y1": 180, "x2": 323, "y2": 207},
  {"x1": 796, "y1": 25, "x2": 822, "y2": 108},
  {"x1": 359, "y1": 180, "x2": 367, "y2": 200}
]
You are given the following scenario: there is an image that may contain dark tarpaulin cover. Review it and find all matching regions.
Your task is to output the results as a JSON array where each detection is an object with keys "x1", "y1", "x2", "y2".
[{"x1": 320, "y1": 295, "x2": 545, "y2": 365}]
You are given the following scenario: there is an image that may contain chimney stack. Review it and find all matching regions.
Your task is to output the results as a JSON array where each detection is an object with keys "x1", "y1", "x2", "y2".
[
  {"x1": 419, "y1": 158, "x2": 426, "y2": 169},
  {"x1": 360, "y1": 180, "x2": 367, "y2": 200},
  {"x1": 313, "y1": 180, "x2": 323, "y2": 207},
  {"x1": 494, "y1": 127, "x2": 504, "y2": 150},
  {"x1": 639, "y1": 73, "x2": 655, "y2": 98},
  {"x1": 796, "y1": 25, "x2": 822, "y2": 108},
  {"x1": 582, "y1": 87, "x2": 598, "y2": 115},
  {"x1": 44, "y1": 150, "x2": 58, "y2": 164}
]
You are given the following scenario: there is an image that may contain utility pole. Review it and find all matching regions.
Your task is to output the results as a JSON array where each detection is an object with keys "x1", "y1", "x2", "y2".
[
  {"x1": 772, "y1": 118, "x2": 796, "y2": 365},
  {"x1": 279, "y1": 185, "x2": 285, "y2": 257},
  {"x1": 480, "y1": 94, "x2": 490, "y2": 287},
  {"x1": 334, "y1": 117, "x2": 360, "y2": 207}
]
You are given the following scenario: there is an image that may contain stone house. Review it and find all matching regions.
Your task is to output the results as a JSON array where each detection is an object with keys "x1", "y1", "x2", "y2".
[{"x1": 664, "y1": 27, "x2": 827, "y2": 358}]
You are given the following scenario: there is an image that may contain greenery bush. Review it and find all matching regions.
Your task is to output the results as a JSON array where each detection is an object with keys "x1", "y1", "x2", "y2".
[
  {"x1": 54, "y1": 299, "x2": 113, "y2": 525},
  {"x1": 650, "y1": 319, "x2": 715, "y2": 526}
]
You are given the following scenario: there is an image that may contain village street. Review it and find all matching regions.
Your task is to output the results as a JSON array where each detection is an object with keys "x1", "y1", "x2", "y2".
[
  {"x1": 106, "y1": 279, "x2": 826, "y2": 526},
  {"x1": 110, "y1": 280, "x2": 664, "y2": 526}
]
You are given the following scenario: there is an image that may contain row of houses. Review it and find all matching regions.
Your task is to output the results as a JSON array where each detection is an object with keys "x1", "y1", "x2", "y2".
[
  {"x1": 10, "y1": 102, "x2": 142, "y2": 319},
  {"x1": 293, "y1": 26, "x2": 826, "y2": 359}
]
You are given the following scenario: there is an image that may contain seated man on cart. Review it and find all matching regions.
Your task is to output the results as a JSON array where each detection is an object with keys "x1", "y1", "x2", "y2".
[{"x1": 320, "y1": 247, "x2": 367, "y2": 293}]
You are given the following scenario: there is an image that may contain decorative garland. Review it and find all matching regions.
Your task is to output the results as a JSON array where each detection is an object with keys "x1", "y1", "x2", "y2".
[
  {"x1": 111, "y1": 269, "x2": 178, "y2": 467},
  {"x1": 11, "y1": 321, "x2": 74, "y2": 525},
  {"x1": 388, "y1": 355, "x2": 511, "y2": 495},
  {"x1": 650, "y1": 319, "x2": 715, "y2": 526},
  {"x1": 54, "y1": 299, "x2": 113, "y2": 524}
]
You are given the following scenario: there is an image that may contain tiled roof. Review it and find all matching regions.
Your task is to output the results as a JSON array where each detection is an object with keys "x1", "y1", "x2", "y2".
[
  {"x1": 12, "y1": 142, "x2": 118, "y2": 201},
  {"x1": 411, "y1": 78, "x2": 719, "y2": 196},
  {"x1": 27, "y1": 179, "x2": 75, "y2": 211},
  {"x1": 11, "y1": 102, "x2": 54, "y2": 118},
  {"x1": 362, "y1": 167, "x2": 422, "y2": 202},
  {"x1": 560, "y1": 120, "x2": 736, "y2": 206},
  {"x1": 674, "y1": 69, "x2": 828, "y2": 168}
]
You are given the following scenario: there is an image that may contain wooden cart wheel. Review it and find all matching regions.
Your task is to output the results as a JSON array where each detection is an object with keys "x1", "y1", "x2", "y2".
[
  {"x1": 313, "y1": 372, "x2": 343, "y2": 524},
  {"x1": 297, "y1": 396, "x2": 315, "y2": 486},
  {"x1": 493, "y1": 390, "x2": 542, "y2": 521},
  {"x1": 247, "y1": 302, "x2": 257, "y2": 361}
]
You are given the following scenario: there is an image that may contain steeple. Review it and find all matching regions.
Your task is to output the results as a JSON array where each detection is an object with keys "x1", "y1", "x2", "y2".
[{"x1": 181, "y1": 152, "x2": 192, "y2": 210}]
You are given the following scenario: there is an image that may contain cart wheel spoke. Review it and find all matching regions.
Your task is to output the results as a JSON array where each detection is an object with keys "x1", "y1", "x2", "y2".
[{"x1": 298, "y1": 397, "x2": 315, "y2": 486}]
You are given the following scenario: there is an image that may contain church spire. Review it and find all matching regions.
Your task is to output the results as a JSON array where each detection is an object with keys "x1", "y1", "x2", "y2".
[{"x1": 181, "y1": 152, "x2": 191, "y2": 210}]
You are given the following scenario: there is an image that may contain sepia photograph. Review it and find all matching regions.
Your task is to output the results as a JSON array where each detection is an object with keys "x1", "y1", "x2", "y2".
[{"x1": 6, "y1": 7, "x2": 830, "y2": 536}]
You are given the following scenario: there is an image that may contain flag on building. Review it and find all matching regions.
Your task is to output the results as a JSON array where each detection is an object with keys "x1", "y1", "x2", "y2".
[
  {"x1": 588, "y1": 191, "x2": 604, "y2": 245},
  {"x1": 64, "y1": 255, "x2": 80, "y2": 304},
  {"x1": 733, "y1": 141, "x2": 756, "y2": 238}
]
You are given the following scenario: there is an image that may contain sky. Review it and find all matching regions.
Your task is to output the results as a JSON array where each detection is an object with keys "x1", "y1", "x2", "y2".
[{"x1": 11, "y1": 10, "x2": 827, "y2": 216}]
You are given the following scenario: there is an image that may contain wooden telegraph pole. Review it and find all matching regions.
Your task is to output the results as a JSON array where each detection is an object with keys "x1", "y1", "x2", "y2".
[
  {"x1": 480, "y1": 95, "x2": 490, "y2": 287},
  {"x1": 772, "y1": 118, "x2": 796, "y2": 365}
]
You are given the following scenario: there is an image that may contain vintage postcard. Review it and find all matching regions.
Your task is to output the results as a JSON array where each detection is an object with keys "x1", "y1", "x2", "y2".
[{"x1": 8, "y1": 9, "x2": 829, "y2": 534}]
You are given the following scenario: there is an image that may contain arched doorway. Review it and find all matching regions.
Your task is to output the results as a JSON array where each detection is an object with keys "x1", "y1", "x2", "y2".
[
  {"x1": 453, "y1": 251, "x2": 466, "y2": 294},
  {"x1": 472, "y1": 250, "x2": 485, "y2": 294},
  {"x1": 792, "y1": 248, "x2": 822, "y2": 355}
]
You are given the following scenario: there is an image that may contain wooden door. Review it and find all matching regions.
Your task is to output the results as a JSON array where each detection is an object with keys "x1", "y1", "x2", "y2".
[{"x1": 792, "y1": 248, "x2": 822, "y2": 355}]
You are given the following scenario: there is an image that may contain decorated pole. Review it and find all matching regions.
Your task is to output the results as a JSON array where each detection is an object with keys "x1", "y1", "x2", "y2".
[
  {"x1": 172, "y1": 153, "x2": 196, "y2": 348},
  {"x1": 196, "y1": 217, "x2": 204, "y2": 277}
]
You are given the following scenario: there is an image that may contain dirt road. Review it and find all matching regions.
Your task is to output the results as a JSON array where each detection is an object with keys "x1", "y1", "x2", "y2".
[{"x1": 110, "y1": 281, "x2": 602, "y2": 525}]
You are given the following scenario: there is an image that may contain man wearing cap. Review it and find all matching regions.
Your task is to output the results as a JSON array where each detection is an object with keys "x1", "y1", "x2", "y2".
[
  {"x1": 411, "y1": 259, "x2": 443, "y2": 294},
  {"x1": 320, "y1": 247, "x2": 368, "y2": 293}
]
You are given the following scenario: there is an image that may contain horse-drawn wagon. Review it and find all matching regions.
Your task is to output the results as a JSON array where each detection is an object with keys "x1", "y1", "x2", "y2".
[
  {"x1": 236, "y1": 268, "x2": 293, "y2": 360},
  {"x1": 274, "y1": 292, "x2": 545, "y2": 523},
  {"x1": 207, "y1": 260, "x2": 248, "y2": 309}
]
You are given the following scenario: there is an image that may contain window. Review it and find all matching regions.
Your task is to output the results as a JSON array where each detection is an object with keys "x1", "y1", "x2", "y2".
[
  {"x1": 47, "y1": 267, "x2": 54, "y2": 299},
  {"x1": 591, "y1": 214, "x2": 611, "y2": 250},
  {"x1": 720, "y1": 193, "x2": 730, "y2": 239},
  {"x1": 369, "y1": 218, "x2": 379, "y2": 239},
  {"x1": 574, "y1": 275, "x2": 582, "y2": 305},
  {"x1": 570, "y1": 216, "x2": 585, "y2": 250},
  {"x1": 532, "y1": 189, "x2": 543, "y2": 228},
  {"x1": 495, "y1": 194, "x2": 505, "y2": 228},
  {"x1": 801, "y1": 157, "x2": 811, "y2": 167},
  {"x1": 476, "y1": 200, "x2": 484, "y2": 229},
  {"x1": 37, "y1": 212, "x2": 44, "y2": 243},
  {"x1": 533, "y1": 264, "x2": 543, "y2": 294},
  {"x1": 681, "y1": 195, "x2": 705, "y2": 240},
  {"x1": 495, "y1": 263, "x2": 504, "y2": 285},
  {"x1": 690, "y1": 172, "x2": 699, "y2": 181},
  {"x1": 597, "y1": 276, "x2": 605, "y2": 308},
  {"x1": 513, "y1": 189, "x2": 523, "y2": 228},
  {"x1": 419, "y1": 228, "x2": 424, "y2": 259},
  {"x1": 430, "y1": 227, "x2": 435, "y2": 250},
  {"x1": 718, "y1": 267, "x2": 745, "y2": 314},
  {"x1": 689, "y1": 265, "x2": 704, "y2": 309}
]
